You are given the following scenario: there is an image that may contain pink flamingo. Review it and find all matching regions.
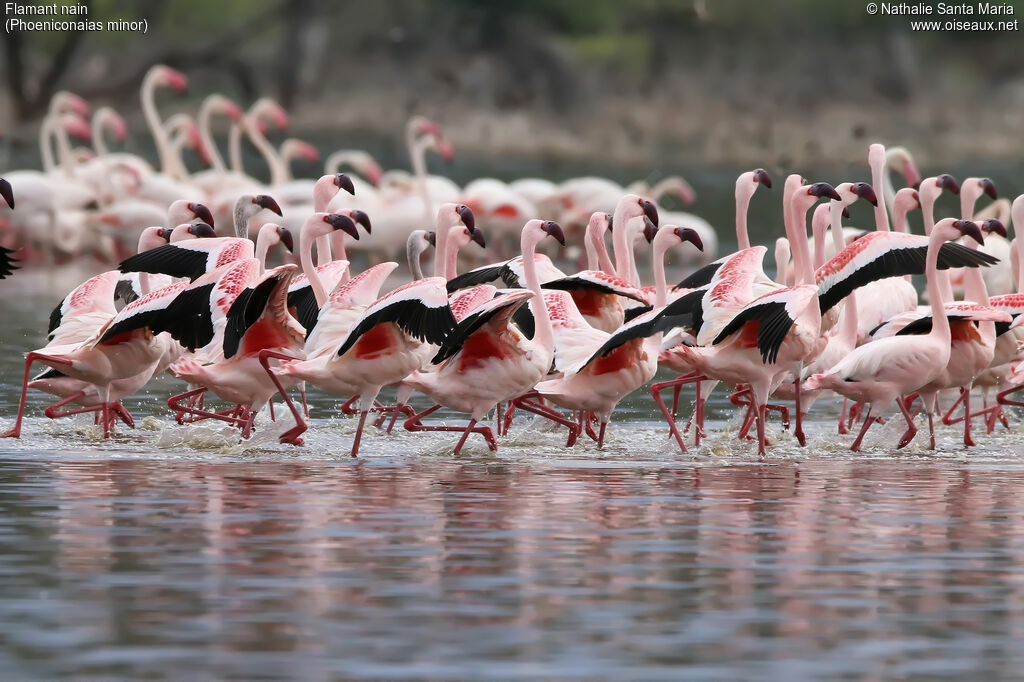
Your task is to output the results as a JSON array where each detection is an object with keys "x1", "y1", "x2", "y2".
[
  {"x1": 402, "y1": 219, "x2": 569, "y2": 452},
  {"x1": 806, "y1": 218, "x2": 995, "y2": 450}
]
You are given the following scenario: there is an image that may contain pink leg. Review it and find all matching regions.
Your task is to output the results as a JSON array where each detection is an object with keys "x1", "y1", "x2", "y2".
[
  {"x1": 850, "y1": 414, "x2": 879, "y2": 452},
  {"x1": 597, "y1": 421, "x2": 607, "y2": 448},
  {"x1": 962, "y1": 387, "x2": 975, "y2": 448},
  {"x1": 896, "y1": 396, "x2": 918, "y2": 449},
  {"x1": 300, "y1": 384, "x2": 310, "y2": 418},
  {"x1": 508, "y1": 396, "x2": 580, "y2": 446},
  {"x1": 650, "y1": 379, "x2": 687, "y2": 453},
  {"x1": 793, "y1": 379, "x2": 806, "y2": 447},
  {"x1": 169, "y1": 388, "x2": 249, "y2": 429},
  {"x1": 404, "y1": 404, "x2": 497, "y2": 451},
  {"x1": 838, "y1": 398, "x2": 849, "y2": 435},
  {"x1": 351, "y1": 410, "x2": 369, "y2": 457},
  {"x1": 755, "y1": 402, "x2": 767, "y2": 456},
  {"x1": 3, "y1": 352, "x2": 73, "y2": 438},
  {"x1": 927, "y1": 409, "x2": 936, "y2": 450},
  {"x1": 671, "y1": 384, "x2": 682, "y2": 419},
  {"x1": 258, "y1": 350, "x2": 306, "y2": 445}
]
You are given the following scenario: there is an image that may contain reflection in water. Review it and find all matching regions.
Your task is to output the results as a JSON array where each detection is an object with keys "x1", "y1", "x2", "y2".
[{"x1": 0, "y1": 458, "x2": 1022, "y2": 678}]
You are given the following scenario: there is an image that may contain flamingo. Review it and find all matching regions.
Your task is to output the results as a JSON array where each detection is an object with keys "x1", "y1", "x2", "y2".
[{"x1": 806, "y1": 219, "x2": 1001, "y2": 450}]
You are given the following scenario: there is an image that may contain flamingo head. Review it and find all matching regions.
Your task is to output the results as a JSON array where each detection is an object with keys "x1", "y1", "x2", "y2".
[
  {"x1": 333, "y1": 173, "x2": 355, "y2": 196},
  {"x1": 540, "y1": 220, "x2": 566, "y2": 246},
  {"x1": 221, "y1": 99, "x2": 243, "y2": 122},
  {"x1": 156, "y1": 66, "x2": 188, "y2": 93},
  {"x1": 156, "y1": 227, "x2": 173, "y2": 242},
  {"x1": 952, "y1": 218, "x2": 984, "y2": 246},
  {"x1": 292, "y1": 140, "x2": 319, "y2": 163},
  {"x1": 266, "y1": 102, "x2": 289, "y2": 130},
  {"x1": 849, "y1": 182, "x2": 878, "y2": 206},
  {"x1": 277, "y1": 225, "x2": 295, "y2": 253},
  {"x1": 0, "y1": 178, "x2": 13, "y2": 209},
  {"x1": 187, "y1": 202, "x2": 215, "y2": 228},
  {"x1": 981, "y1": 219, "x2": 1007, "y2": 238},
  {"x1": 252, "y1": 194, "x2": 283, "y2": 216},
  {"x1": 456, "y1": 203, "x2": 475, "y2": 232},
  {"x1": 806, "y1": 182, "x2": 842, "y2": 202},
  {"x1": 105, "y1": 111, "x2": 128, "y2": 142},
  {"x1": 342, "y1": 209, "x2": 372, "y2": 234},
  {"x1": 753, "y1": 168, "x2": 772, "y2": 189},
  {"x1": 436, "y1": 137, "x2": 455, "y2": 162},
  {"x1": 187, "y1": 222, "x2": 217, "y2": 238},
  {"x1": 62, "y1": 114, "x2": 91, "y2": 141},
  {"x1": 980, "y1": 177, "x2": 998, "y2": 200},
  {"x1": 936, "y1": 174, "x2": 960, "y2": 195},
  {"x1": 323, "y1": 212, "x2": 360, "y2": 240},
  {"x1": 673, "y1": 226, "x2": 703, "y2": 251}
]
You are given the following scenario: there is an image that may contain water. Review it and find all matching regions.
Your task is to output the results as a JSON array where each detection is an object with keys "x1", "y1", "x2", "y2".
[{"x1": 4, "y1": 278, "x2": 1024, "y2": 679}]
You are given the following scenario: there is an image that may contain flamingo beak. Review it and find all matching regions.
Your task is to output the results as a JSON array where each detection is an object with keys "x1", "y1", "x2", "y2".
[
  {"x1": 809, "y1": 183, "x2": 842, "y2": 201},
  {"x1": 937, "y1": 174, "x2": 960, "y2": 195},
  {"x1": 278, "y1": 227, "x2": 295, "y2": 253},
  {"x1": 157, "y1": 227, "x2": 172, "y2": 242},
  {"x1": 457, "y1": 204, "x2": 476, "y2": 231},
  {"x1": 325, "y1": 213, "x2": 360, "y2": 239},
  {"x1": 426, "y1": 231, "x2": 436, "y2": 248},
  {"x1": 334, "y1": 173, "x2": 355, "y2": 195},
  {"x1": 438, "y1": 139, "x2": 455, "y2": 162},
  {"x1": 852, "y1": 182, "x2": 878, "y2": 206},
  {"x1": 674, "y1": 226, "x2": 704, "y2": 251},
  {"x1": 983, "y1": 219, "x2": 1007, "y2": 238},
  {"x1": 350, "y1": 209, "x2": 372, "y2": 234},
  {"x1": 470, "y1": 228, "x2": 486, "y2": 248},
  {"x1": 753, "y1": 168, "x2": 772, "y2": 188},
  {"x1": 954, "y1": 219, "x2": 984, "y2": 245},
  {"x1": 640, "y1": 198, "x2": 659, "y2": 227},
  {"x1": 981, "y1": 178, "x2": 998, "y2": 200},
  {"x1": 542, "y1": 221, "x2": 566, "y2": 246},
  {"x1": 0, "y1": 178, "x2": 13, "y2": 209},
  {"x1": 642, "y1": 216, "x2": 657, "y2": 243},
  {"x1": 191, "y1": 222, "x2": 216, "y2": 238},
  {"x1": 254, "y1": 194, "x2": 283, "y2": 216},
  {"x1": 605, "y1": 212, "x2": 614, "y2": 231},
  {"x1": 188, "y1": 202, "x2": 215, "y2": 228}
]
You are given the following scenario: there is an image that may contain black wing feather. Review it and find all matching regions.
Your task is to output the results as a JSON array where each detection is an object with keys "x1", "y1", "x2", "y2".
[
  {"x1": 674, "y1": 261, "x2": 721, "y2": 290},
  {"x1": 223, "y1": 276, "x2": 279, "y2": 359},
  {"x1": 712, "y1": 301, "x2": 792, "y2": 364},
  {"x1": 623, "y1": 303, "x2": 653, "y2": 323},
  {"x1": 287, "y1": 285, "x2": 320, "y2": 335},
  {"x1": 114, "y1": 277, "x2": 141, "y2": 306},
  {"x1": 336, "y1": 300, "x2": 456, "y2": 357},
  {"x1": 99, "y1": 283, "x2": 216, "y2": 351},
  {"x1": 0, "y1": 246, "x2": 19, "y2": 280},
  {"x1": 118, "y1": 244, "x2": 210, "y2": 281},
  {"x1": 446, "y1": 264, "x2": 508, "y2": 293},
  {"x1": 431, "y1": 296, "x2": 531, "y2": 365}
]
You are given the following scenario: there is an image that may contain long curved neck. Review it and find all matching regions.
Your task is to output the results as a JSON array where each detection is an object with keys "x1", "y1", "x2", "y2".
[
  {"x1": 409, "y1": 134, "x2": 434, "y2": 225},
  {"x1": 329, "y1": 230, "x2": 349, "y2": 284},
  {"x1": 233, "y1": 203, "x2": 251, "y2": 240},
  {"x1": 922, "y1": 194, "x2": 954, "y2": 302},
  {"x1": 141, "y1": 73, "x2": 173, "y2": 174},
  {"x1": 408, "y1": 241, "x2": 425, "y2": 280},
  {"x1": 228, "y1": 122, "x2": 245, "y2": 174},
  {"x1": 811, "y1": 204, "x2": 829, "y2": 270},
  {"x1": 39, "y1": 116, "x2": 56, "y2": 173},
  {"x1": 926, "y1": 232, "x2": 951, "y2": 345},
  {"x1": 785, "y1": 192, "x2": 814, "y2": 285},
  {"x1": 197, "y1": 103, "x2": 227, "y2": 174},
  {"x1": 52, "y1": 119, "x2": 76, "y2": 177},
  {"x1": 300, "y1": 226, "x2": 328, "y2": 307},
  {"x1": 444, "y1": 232, "x2": 463, "y2": 280},
  {"x1": 522, "y1": 233, "x2": 553, "y2": 352},
  {"x1": 92, "y1": 113, "x2": 110, "y2": 157},
  {"x1": 433, "y1": 215, "x2": 449, "y2": 279},
  {"x1": 872, "y1": 155, "x2": 892, "y2": 232},
  {"x1": 653, "y1": 242, "x2": 670, "y2": 307},
  {"x1": 585, "y1": 221, "x2": 615, "y2": 275},
  {"x1": 247, "y1": 119, "x2": 287, "y2": 185},
  {"x1": 255, "y1": 229, "x2": 271, "y2": 274},
  {"x1": 736, "y1": 187, "x2": 752, "y2": 250},
  {"x1": 164, "y1": 121, "x2": 191, "y2": 181}
]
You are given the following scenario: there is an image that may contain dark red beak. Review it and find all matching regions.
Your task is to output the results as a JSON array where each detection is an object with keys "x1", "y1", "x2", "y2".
[
  {"x1": 642, "y1": 216, "x2": 657, "y2": 243},
  {"x1": 426, "y1": 231, "x2": 436, "y2": 248},
  {"x1": 809, "y1": 183, "x2": 842, "y2": 201},
  {"x1": 640, "y1": 198, "x2": 659, "y2": 227},
  {"x1": 937, "y1": 174, "x2": 960, "y2": 195},
  {"x1": 753, "y1": 168, "x2": 772, "y2": 189},
  {"x1": 278, "y1": 227, "x2": 295, "y2": 253},
  {"x1": 189, "y1": 222, "x2": 216, "y2": 238},
  {"x1": 350, "y1": 210, "x2": 371, "y2": 234},
  {"x1": 457, "y1": 204, "x2": 475, "y2": 232},
  {"x1": 188, "y1": 202, "x2": 214, "y2": 228},
  {"x1": 982, "y1": 219, "x2": 1007, "y2": 238},
  {"x1": 981, "y1": 178, "x2": 998, "y2": 200},
  {"x1": 542, "y1": 221, "x2": 566, "y2": 246},
  {"x1": 157, "y1": 227, "x2": 172, "y2": 242},
  {"x1": 325, "y1": 213, "x2": 360, "y2": 239},
  {"x1": 470, "y1": 228, "x2": 486, "y2": 248},
  {"x1": 605, "y1": 212, "x2": 614, "y2": 231},
  {"x1": 674, "y1": 226, "x2": 704, "y2": 251},
  {"x1": 254, "y1": 194, "x2": 283, "y2": 216},
  {"x1": 954, "y1": 219, "x2": 984, "y2": 245},
  {"x1": 851, "y1": 182, "x2": 878, "y2": 206},
  {"x1": 334, "y1": 173, "x2": 355, "y2": 196},
  {"x1": 0, "y1": 178, "x2": 13, "y2": 209}
]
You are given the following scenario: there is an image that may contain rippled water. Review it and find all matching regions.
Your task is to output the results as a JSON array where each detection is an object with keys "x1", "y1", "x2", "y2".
[{"x1": 4, "y1": 283, "x2": 1024, "y2": 679}]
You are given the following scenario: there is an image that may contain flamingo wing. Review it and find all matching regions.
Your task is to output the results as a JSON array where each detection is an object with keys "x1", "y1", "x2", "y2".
[
  {"x1": 713, "y1": 285, "x2": 818, "y2": 364},
  {"x1": 47, "y1": 270, "x2": 121, "y2": 340},
  {"x1": 816, "y1": 232, "x2": 999, "y2": 316},
  {"x1": 286, "y1": 260, "x2": 350, "y2": 333},
  {"x1": 542, "y1": 270, "x2": 648, "y2": 303},
  {"x1": 445, "y1": 260, "x2": 513, "y2": 293},
  {"x1": 890, "y1": 302, "x2": 1013, "y2": 337},
  {"x1": 224, "y1": 265, "x2": 302, "y2": 359},
  {"x1": 118, "y1": 237, "x2": 253, "y2": 281},
  {"x1": 572, "y1": 307, "x2": 670, "y2": 373},
  {"x1": 432, "y1": 288, "x2": 533, "y2": 365},
  {"x1": 0, "y1": 246, "x2": 19, "y2": 280}
]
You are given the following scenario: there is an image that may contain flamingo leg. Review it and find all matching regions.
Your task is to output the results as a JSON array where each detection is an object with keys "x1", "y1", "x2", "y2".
[
  {"x1": 597, "y1": 421, "x2": 607, "y2": 448},
  {"x1": 404, "y1": 405, "x2": 498, "y2": 452},
  {"x1": 257, "y1": 349, "x2": 306, "y2": 445},
  {"x1": 43, "y1": 391, "x2": 89, "y2": 419},
  {"x1": 671, "y1": 384, "x2": 682, "y2": 420},
  {"x1": 850, "y1": 413, "x2": 879, "y2": 452},
  {"x1": 300, "y1": 382, "x2": 310, "y2": 418},
  {"x1": 351, "y1": 411, "x2": 369, "y2": 457},
  {"x1": 507, "y1": 396, "x2": 580, "y2": 446},
  {"x1": 650, "y1": 380, "x2": 687, "y2": 453},
  {"x1": 169, "y1": 388, "x2": 248, "y2": 428},
  {"x1": 754, "y1": 402, "x2": 767, "y2": 456},
  {"x1": 896, "y1": 396, "x2": 918, "y2": 449},
  {"x1": 962, "y1": 387, "x2": 976, "y2": 448},
  {"x1": 838, "y1": 398, "x2": 849, "y2": 435},
  {"x1": 793, "y1": 378, "x2": 806, "y2": 447},
  {"x1": 3, "y1": 352, "x2": 73, "y2": 438}
]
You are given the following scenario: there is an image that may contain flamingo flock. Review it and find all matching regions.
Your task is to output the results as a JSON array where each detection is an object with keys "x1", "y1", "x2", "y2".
[{"x1": 3, "y1": 66, "x2": 1024, "y2": 456}]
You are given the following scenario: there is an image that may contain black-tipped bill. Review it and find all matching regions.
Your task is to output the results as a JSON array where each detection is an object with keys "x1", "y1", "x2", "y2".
[
  {"x1": 642, "y1": 216, "x2": 657, "y2": 243},
  {"x1": 982, "y1": 218, "x2": 1007, "y2": 238},
  {"x1": 279, "y1": 227, "x2": 295, "y2": 253},
  {"x1": 334, "y1": 173, "x2": 355, "y2": 196},
  {"x1": 981, "y1": 177, "x2": 998, "y2": 200},
  {"x1": 188, "y1": 222, "x2": 216, "y2": 238},
  {"x1": 470, "y1": 228, "x2": 486, "y2": 248},
  {"x1": 254, "y1": 194, "x2": 283, "y2": 216},
  {"x1": 426, "y1": 231, "x2": 436, "y2": 248},
  {"x1": 954, "y1": 219, "x2": 984, "y2": 245},
  {"x1": 809, "y1": 182, "x2": 842, "y2": 202},
  {"x1": 753, "y1": 168, "x2": 772, "y2": 189},
  {"x1": 457, "y1": 204, "x2": 475, "y2": 232},
  {"x1": 674, "y1": 226, "x2": 704, "y2": 251},
  {"x1": 350, "y1": 210, "x2": 371, "y2": 234},
  {"x1": 640, "y1": 198, "x2": 659, "y2": 227},
  {"x1": 542, "y1": 220, "x2": 566, "y2": 246},
  {"x1": 851, "y1": 182, "x2": 878, "y2": 206},
  {"x1": 324, "y1": 213, "x2": 360, "y2": 239},
  {"x1": 937, "y1": 174, "x2": 960, "y2": 195}
]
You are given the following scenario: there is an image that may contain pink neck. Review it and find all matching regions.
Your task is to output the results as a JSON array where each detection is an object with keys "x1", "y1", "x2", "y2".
[
  {"x1": 300, "y1": 221, "x2": 328, "y2": 307},
  {"x1": 735, "y1": 187, "x2": 752, "y2": 250},
  {"x1": 870, "y1": 154, "x2": 891, "y2": 232},
  {"x1": 811, "y1": 204, "x2": 830, "y2": 270},
  {"x1": 521, "y1": 230, "x2": 553, "y2": 352},
  {"x1": 925, "y1": 229, "x2": 951, "y2": 343}
]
